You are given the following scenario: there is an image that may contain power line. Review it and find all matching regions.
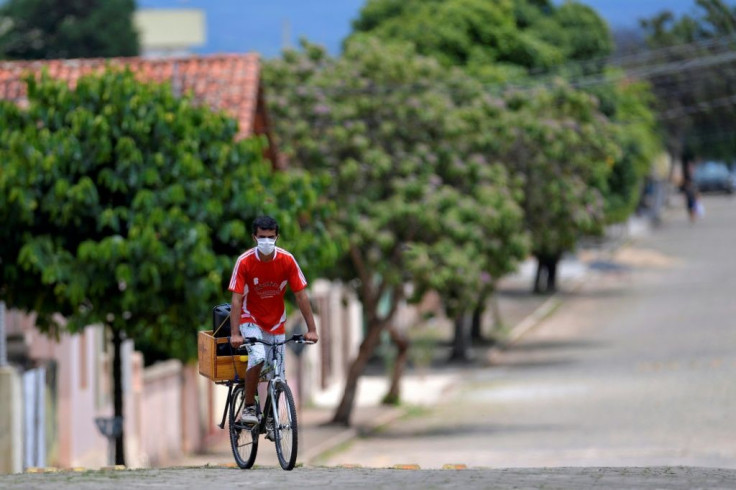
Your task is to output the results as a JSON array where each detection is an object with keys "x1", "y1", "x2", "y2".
[
  {"x1": 262, "y1": 33, "x2": 736, "y2": 99},
  {"x1": 659, "y1": 92, "x2": 736, "y2": 119},
  {"x1": 526, "y1": 32, "x2": 736, "y2": 80}
]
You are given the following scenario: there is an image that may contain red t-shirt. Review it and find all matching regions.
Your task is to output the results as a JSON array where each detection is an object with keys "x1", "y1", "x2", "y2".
[{"x1": 228, "y1": 247, "x2": 308, "y2": 334}]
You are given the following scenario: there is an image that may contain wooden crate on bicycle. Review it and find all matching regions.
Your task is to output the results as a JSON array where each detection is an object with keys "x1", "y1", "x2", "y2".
[
  {"x1": 197, "y1": 303, "x2": 247, "y2": 382},
  {"x1": 197, "y1": 330, "x2": 248, "y2": 382}
]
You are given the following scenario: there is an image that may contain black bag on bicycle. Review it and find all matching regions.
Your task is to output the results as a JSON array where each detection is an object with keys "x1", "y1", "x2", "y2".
[{"x1": 213, "y1": 303, "x2": 232, "y2": 356}]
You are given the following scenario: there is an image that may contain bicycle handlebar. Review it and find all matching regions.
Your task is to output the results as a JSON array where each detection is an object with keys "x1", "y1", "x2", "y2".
[{"x1": 229, "y1": 334, "x2": 315, "y2": 349}]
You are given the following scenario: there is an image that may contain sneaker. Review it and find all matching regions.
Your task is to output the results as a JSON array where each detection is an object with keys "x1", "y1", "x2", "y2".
[{"x1": 241, "y1": 404, "x2": 259, "y2": 425}]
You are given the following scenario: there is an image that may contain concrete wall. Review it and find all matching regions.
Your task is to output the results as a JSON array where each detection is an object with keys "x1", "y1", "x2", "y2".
[
  {"x1": 0, "y1": 366, "x2": 22, "y2": 474},
  {"x1": 11, "y1": 312, "x2": 132, "y2": 469},
  {"x1": 3, "y1": 280, "x2": 366, "y2": 469},
  {"x1": 139, "y1": 359, "x2": 183, "y2": 466}
]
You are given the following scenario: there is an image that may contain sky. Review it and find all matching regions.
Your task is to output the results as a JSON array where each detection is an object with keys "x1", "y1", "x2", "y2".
[{"x1": 136, "y1": 0, "x2": 705, "y2": 58}]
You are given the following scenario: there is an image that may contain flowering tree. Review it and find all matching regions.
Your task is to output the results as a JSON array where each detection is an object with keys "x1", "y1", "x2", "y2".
[
  {"x1": 498, "y1": 85, "x2": 620, "y2": 292},
  {"x1": 264, "y1": 38, "x2": 528, "y2": 423},
  {"x1": 351, "y1": 0, "x2": 658, "y2": 293}
]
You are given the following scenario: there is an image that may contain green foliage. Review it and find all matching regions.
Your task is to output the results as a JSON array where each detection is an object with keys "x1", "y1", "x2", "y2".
[
  {"x1": 493, "y1": 83, "x2": 620, "y2": 255},
  {"x1": 0, "y1": 0, "x2": 139, "y2": 59},
  {"x1": 548, "y1": 1, "x2": 614, "y2": 62},
  {"x1": 350, "y1": 0, "x2": 613, "y2": 78},
  {"x1": 264, "y1": 38, "x2": 529, "y2": 320},
  {"x1": 640, "y1": 0, "x2": 736, "y2": 161},
  {"x1": 0, "y1": 69, "x2": 335, "y2": 361},
  {"x1": 350, "y1": 0, "x2": 656, "y2": 241},
  {"x1": 589, "y1": 77, "x2": 662, "y2": 222}
]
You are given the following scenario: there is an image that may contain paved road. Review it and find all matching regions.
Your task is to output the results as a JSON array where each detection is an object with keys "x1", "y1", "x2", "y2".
[
  {"x1": 316, "y1": 194, "x2": 736, "y2": 471},
  {"x1": 4, "y1": 466, "x2": 736, "y2": 489}
]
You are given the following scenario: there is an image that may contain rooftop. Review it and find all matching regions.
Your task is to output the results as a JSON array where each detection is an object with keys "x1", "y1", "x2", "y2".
[{"x1": 0, "y1": 54, "x2": 262, "y2": 139}]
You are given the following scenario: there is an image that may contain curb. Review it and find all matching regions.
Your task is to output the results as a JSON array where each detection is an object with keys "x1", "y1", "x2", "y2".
[
  {"x1": 490, "y1": 221, "x2": 644, "y2": 357},
  {"x1": 504, "y1": 295, "x2": 563, "y2": 346},
  {"x1": 302, "y1": 406, "x2": 407, "y2": 465},
  {"x1": 24, "y1": 465, "x2": 127, "y2": 474},
  {"x1": 301, "y1": 427, "x2": 358, "y2": 464},
  {"x1": 491, "y1": 256, "x2": 599, "y2": 357}
]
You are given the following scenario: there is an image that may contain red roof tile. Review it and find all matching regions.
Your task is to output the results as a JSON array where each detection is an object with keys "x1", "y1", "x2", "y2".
[{"x1": 0, "y1": 54, "x2": 263, "y2": 139}]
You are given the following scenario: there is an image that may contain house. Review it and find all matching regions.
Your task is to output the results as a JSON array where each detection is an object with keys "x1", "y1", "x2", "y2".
[{"x1": 0, "y1": 54, "x2": 281, "y2": 167}]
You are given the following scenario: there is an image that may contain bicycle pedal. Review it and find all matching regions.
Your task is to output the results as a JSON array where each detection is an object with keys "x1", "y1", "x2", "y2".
[{"x1": 265, "y1": 419, "x2": 275, "y2": 441}]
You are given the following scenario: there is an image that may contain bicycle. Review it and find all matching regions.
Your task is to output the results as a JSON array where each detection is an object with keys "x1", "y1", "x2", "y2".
[{"x1": 216, "y1": 334, "x2": 312, "y2": 471}]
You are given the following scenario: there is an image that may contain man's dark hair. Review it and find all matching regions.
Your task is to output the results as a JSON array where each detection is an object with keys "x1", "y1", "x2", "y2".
[{"x1": 252, "y1": 215, "x2": 279, "y2": 235}]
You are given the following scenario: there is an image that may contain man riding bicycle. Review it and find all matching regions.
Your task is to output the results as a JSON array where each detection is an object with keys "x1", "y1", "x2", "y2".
[{"x1": 228, "y1": 216, "x2": 319, "y2": 424}]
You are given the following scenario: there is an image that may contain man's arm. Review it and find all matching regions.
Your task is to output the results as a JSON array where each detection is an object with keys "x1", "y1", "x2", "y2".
[
  {"x1": 294, "y1": 289, "x2": 318, "y2": 343},
  {"x1": 230, "y1": 292, "x2": 244, "y2": 347}
]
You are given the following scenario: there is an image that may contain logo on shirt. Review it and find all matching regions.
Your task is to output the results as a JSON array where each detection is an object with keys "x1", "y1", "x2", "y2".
[{"x1": 254, "y1": 278, "x2": 259, "y2": 285}]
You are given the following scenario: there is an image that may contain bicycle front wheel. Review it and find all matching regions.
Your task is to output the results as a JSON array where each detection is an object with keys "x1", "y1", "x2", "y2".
[
  {"x1": 229, "y1": 384, "x2": 258, "y2": 469},
  {"x1": 272, "y1": 380, "x2": 298, "y2": 470}
]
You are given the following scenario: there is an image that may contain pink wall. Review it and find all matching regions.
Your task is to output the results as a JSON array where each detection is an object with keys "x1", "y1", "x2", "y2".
[
  {"x1": 9, "y1": 279, "x2": 364, "y2": 469},
  {"x1": 139, "y1": 360, "x2": 184, "y2": 466},
  {"x1": 22, "y1": 319, "x2": 109, "y2": 468}
]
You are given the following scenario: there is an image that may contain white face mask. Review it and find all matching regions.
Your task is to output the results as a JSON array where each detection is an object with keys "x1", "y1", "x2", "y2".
[{"x1": 256, "y1": 237, "x2": 276, "y2": 255}]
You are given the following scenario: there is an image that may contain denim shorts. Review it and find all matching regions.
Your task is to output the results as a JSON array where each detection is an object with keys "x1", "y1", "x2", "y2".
[{"x1": 238, "y1": 323, "x2": 285, "y2": 378}]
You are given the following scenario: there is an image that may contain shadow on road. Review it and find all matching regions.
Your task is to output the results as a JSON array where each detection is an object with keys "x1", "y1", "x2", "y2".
[
  {"x1": 360, "y1": 422, "x2": 568, "y2": 440},
  {"x1": 509, "y1": 339, "x2": 604, "y2": 352}
]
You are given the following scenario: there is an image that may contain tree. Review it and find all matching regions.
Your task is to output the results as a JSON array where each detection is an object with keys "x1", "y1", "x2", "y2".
[
  {"x1": 588, "y1": 78, "x2": 662, "y2": 224},
  {"x1": 263, "y1": 38, "x2": 528, "y2": 423},
  {"x1": 639, "y1": 0, "x2": 736, "y2": 166},
  {"x1": 350, "y1": 0, "x2": 614, "y2": 81},
  {"x1": 498, "y1": 84, "x2": 620, "y2": 293},
  {"x1": 350, "y1": 0, "x2": 655, "y2": 294},
  {"x1": 405, "y1": 81, "x2": 530, "y2": 360},
  {"x1": 530, "y1": 1, "x2": 613, "y2": 65},
  {"x1": 351, "y1": 0, "x2": 560, "y2": 70},
  {"x1": 0, "y1": 69, "x2": 335, "y2": 464},
  {"x1": 0, "y1": 0, "x2": 139, "y2": 60}
]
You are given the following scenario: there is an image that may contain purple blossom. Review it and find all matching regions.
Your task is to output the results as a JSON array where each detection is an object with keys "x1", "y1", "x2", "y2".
[
  {"x1": 314, "y1": 104, "x2": 331, "y2": 115},
  {"x1": 471, "y1": 154, "x2": 488, "y2": 166}
]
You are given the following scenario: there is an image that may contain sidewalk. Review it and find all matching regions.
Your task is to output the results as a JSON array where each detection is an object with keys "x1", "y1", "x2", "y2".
[{"x1": 174, "y1": 216, "x2": 650, "y2": 468}]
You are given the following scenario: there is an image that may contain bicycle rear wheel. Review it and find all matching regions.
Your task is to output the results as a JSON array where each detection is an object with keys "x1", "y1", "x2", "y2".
[
  {"x1": 272, "y1": 380, "x2": 298, "y2": 470},
  {"x1": 229, "y1": 384, "x2": 258, "y2": 469}
]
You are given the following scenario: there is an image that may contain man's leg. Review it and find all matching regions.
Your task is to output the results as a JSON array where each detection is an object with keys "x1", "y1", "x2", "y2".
[
  {"x1": 239, "y1": 323, "x2": 265, "y2": 424},
  {"x1": 244, "y1": 362, "x2": 263, "y2": 405}
]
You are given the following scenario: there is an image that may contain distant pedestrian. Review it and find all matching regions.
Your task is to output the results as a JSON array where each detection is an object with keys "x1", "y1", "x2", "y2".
[{"x1": 683, "y1": 180, "x2": 700, "y2": 223}]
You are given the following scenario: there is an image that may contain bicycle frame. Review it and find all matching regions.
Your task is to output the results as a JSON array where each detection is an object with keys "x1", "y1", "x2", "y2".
[
  {"x1": 218, "y1": 334, "x2": 308, "y2": 432},
  {"x1": 253, "y1": 336, "x2": 288, "y2": 439}
]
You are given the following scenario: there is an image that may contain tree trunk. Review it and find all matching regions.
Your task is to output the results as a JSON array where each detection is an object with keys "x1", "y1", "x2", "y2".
[
  {"x1": 488, "y1": 292, "x2": 504, "y2": 337},
  {"x1": 471, "y1": 284, "x2": 495, "y2": 341},
  {"x1": 331, "y1": 321, "x2": 385, "y2": 426},
  {"x1": 534, "y1": 254, "x2": 560, "y2": 294},
  {"x1": 383, "y1": 325, "x2": 409, "y2": 405},
  {"x1": 470, "y1": 303, "x2": 484, "y2": 341},
  {"x1": 111, "y1": 327, "x2": 126, "y2": 466},
  {"x1": 448, "y1": 311, "x2": 472, "y2": 363}
]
